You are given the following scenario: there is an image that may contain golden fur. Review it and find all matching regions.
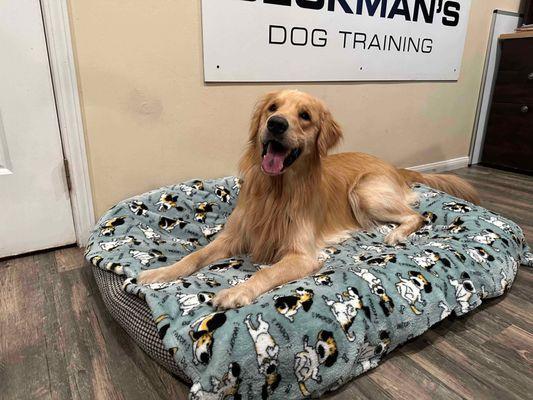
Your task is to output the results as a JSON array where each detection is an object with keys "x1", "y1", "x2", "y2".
[{"x1": 138, "y1": 90, "x2": 479, "y2": 309}]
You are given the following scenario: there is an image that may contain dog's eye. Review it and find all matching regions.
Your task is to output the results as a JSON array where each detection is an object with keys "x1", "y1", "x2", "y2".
[
  {"x1": 299, "y1": 111, "x2": 311, "y2": 121},
  {"x1": 268, "y1": 103, "x2": 277, "y2": 112}
]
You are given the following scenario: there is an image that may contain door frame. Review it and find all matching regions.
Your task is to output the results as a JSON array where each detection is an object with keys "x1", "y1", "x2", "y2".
[{"x1": 40, "y1": 0, "x2": 95, "y2": 246}]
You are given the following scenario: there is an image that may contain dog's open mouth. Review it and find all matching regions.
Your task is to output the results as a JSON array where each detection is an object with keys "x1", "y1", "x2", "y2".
[{"x1": 261, "y1": 140, "x2": 302, "y2": 176}]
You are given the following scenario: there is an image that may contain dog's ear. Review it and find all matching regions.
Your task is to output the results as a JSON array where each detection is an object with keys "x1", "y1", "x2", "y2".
[
  {"x1": 190, "y1": 330, "x2": 205, "y2": 341},
  {"x1": 248, "y1": 92, "x2": 276, "y2": 144},
  {"x1": 302, "y1": 298, "x2": 313, "y2": 312},
  {"x1": 318, "y1": 107, "x2": 342, "y2": 157},
  {"x1": 240, "y1": 92, "x2": 277, "y2": 175},
  {"x1": 206, "y1": 312, "x2": 227, "y2": 331},
  {"x1": 157, "y1": 323, "x2": 170, "y2": 340},
  {"x1": 363, "y1": 304, "x2": 372, "y2": 319}
]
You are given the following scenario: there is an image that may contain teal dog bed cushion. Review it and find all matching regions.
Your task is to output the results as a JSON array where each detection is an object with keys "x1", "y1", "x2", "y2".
[{"x1": 86, "y1": 177, "x2": 532, "y2": 399}]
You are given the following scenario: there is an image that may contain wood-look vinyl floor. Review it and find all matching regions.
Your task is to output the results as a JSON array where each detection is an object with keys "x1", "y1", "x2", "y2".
[{"x1": 1, "y1": 166, "x2": 531, "y2": 400}]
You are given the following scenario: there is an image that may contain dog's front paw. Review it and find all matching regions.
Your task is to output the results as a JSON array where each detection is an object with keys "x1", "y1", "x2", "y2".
[
  {"x1": 137, "y1": 266, "x2": 179, "y2": 284},
  {"x1": 213, "y1": 285, "x2": 255, "y2": 310},
  {"x1": 384, "y1": 230, "x2": 406, "y2": 245}
]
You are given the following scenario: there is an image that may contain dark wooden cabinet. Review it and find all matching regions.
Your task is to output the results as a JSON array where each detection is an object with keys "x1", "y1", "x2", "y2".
[
  {"x1": 481, "y1": 37, "x2": 533, "y2": 174},
  {"x1": 523, "y1": 0, "x2": 533, "y2": 24}
]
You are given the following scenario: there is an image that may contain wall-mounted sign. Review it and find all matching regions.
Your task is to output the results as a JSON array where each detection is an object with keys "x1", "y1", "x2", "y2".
[{"x1": 201, "y1": 0, "x2": 472, "y2": 82}]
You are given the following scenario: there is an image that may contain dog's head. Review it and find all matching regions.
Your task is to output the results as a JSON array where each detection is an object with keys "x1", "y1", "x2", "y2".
[
  {"x1": 262, "y1": 364, "x2": 281, "y2": 398},
  {"x1": 242, "y1": 90, "x2": 342, "y2": 177},
  {"x1": 190, "y1": 330, "x2": 214, "y2": 364},
  {"x1": 375, "y1": 331, "x2": 392, "y2": 355},
  {"x1": 315, "y1": 330, "x2": 339, "y2": 367},
  {"x1": 197, "y1": 292, "x2": 215, "y2": 305},
  {"x1": 344, "y1": 286, "x2": 360, "y2": 299},
  {"x1": 189, "y1": 312, "x2": 226, "y2": 364},
  {"x1": 219, "y1": 362, "x2": 241, "y2": 395},
  {"x1": 474, "y1": 247, "x2": 495, "y2": 262},
  {"x1": 458, "y1": 271, "x2": 476, "y2": 292},
  {"x1": 408, "y1": 271, "x2": 433, "y2": 293}
]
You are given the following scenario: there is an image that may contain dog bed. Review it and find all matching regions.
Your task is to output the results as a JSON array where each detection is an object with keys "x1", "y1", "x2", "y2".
[{"x1": 86, "y1": 176, "x2": 532, "y2": 399}]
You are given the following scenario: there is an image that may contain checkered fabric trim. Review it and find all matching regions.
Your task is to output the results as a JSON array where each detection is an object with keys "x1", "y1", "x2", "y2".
[{"x1": 92, "y1": 265, "x2": 190, "y2": 383}]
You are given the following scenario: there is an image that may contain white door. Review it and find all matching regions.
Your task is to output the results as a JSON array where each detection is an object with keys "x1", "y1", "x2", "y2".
[{"x1": 0, "y1": 0, "x2": 76, "y2": 257}]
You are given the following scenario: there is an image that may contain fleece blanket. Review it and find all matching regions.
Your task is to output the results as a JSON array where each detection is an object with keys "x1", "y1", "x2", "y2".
[{"x1": 85, "y1": 177, "x2": 532, "y2": 399}]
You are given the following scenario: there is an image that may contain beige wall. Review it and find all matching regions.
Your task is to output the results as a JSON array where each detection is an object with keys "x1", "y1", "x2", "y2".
[{"x1": 68, "y1": 0, "x2": 521, "y2": 217}]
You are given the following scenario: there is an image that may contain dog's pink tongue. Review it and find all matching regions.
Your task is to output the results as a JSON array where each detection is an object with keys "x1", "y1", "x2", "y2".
[{"x1": 262, "y1": 146, "x2": 285, "y2": 175}]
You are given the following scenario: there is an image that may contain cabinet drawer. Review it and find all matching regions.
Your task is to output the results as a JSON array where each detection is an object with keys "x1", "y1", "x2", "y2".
[
  {"x1": 498, "y1": 38, "x2": 533, "y2": 71},
  {"x1": 492, "y1": 70, "x2": 533, "y2": 103},
  {"x1": 481, "y1": 102, "x2": 533, "y2": 173}
]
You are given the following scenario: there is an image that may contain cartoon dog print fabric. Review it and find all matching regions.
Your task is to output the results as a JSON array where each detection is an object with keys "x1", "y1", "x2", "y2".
[
  {"x1": 86, "y1": 178, "x2": 531, "y2": 399},
  {"x1": 156, "y1": 193, "x2": 183, "y2": 212},
  {"x1": 448, "y1": 272, "x2": 479, "y2": 314},
  {"x1": 177, "y1": 291, "x2": 215, "y2": 316},
  {"x1": 190, "y1": 362, "x2": 241, "y2": 400},
  {"x1": 273, "y1": 287, "x2": 314, "y2": 322},
  {"x1": 322, "y1": 287, "x2": 369, "y2": 341},
  {"x1": 395, "y1": 271, "x2": 433, "y2": 315},
  {"x1": 350, "y1": 268, "x2": 395, "y2": 316},
  {"x1": 190, "y1": 312, "x2": 227, "y2": 365},
  {"x1": 244, "y1": 313, "x2": 281, "y2": 398},
  {"x1": 99, "y1": 216, "x2": 126, "y2": 236},
  {"x1": 294, "y1": 331, "x2": 338, "y2": 397},
  {"x1": 357, "y1": 331, "x2": 391, "y2": 373}
]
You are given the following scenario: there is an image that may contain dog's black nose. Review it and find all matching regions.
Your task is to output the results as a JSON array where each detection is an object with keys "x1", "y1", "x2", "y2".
[{"x1": 267, "y1": 116, "x2": 289, "y2": 135}]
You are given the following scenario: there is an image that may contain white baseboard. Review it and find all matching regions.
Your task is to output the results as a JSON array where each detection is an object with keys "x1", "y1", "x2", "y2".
[{"x1": 407, "y1": 156, "x2": 470, "y2": 173}]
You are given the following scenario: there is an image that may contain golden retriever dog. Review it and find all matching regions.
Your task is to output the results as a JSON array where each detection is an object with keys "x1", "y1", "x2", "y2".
[{"x1": 138, "y1": 90, "x2": 479, "y2": 309}]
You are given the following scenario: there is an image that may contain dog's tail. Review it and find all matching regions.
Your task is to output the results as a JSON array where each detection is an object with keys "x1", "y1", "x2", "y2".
[
  {"x1": 398, "y1": 169, "x2": 480, "y2": 205},
  {"x1": 299, "y1": 382, "x2": 311, "y2": 397}
]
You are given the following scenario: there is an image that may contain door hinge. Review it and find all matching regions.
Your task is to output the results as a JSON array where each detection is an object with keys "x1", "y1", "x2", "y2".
[{"x1": 63, "y1": 158, "x2": 72, "y2": 192}]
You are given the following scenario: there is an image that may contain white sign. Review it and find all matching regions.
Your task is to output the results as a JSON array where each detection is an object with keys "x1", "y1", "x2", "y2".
[{"x1": 201, "y1": 0, "x2": 472, "y2": 82}]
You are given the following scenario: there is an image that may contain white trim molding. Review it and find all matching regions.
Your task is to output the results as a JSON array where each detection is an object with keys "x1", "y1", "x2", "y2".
[
  {"x1": 0, "y1": 109, "x2": 13, "y2": 175},
  {"x1": 40, "y1": 0, "x2": 95, "y2": 246},
  {"x1": 408, "y1": 157, "x2": 470, "y2": 173}
]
